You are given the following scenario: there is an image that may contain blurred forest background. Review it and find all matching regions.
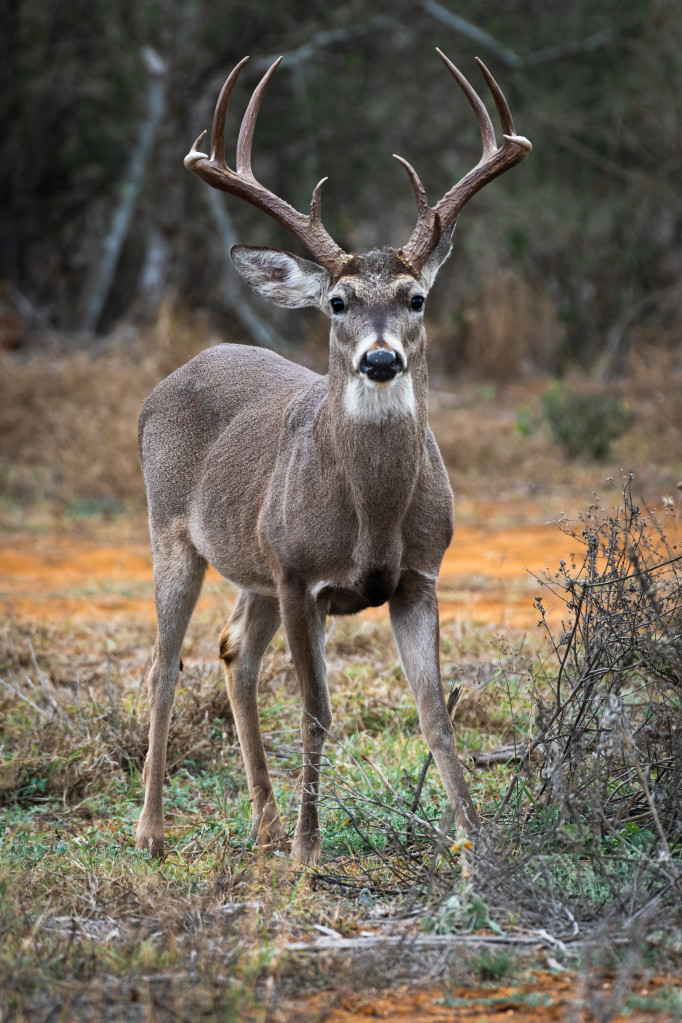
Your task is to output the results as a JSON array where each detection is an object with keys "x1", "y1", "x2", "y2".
[{"x1": 1, "y1": 0, "x2": 681, "y2": 507}]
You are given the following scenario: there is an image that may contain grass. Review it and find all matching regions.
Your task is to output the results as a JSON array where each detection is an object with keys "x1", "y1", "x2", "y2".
[
  {"x1": 2, "y1": 587, "x2": 681, "y2": 1020},
  {"x1": 1, "y1": 607, "x2": 532, "y2": 1020}
]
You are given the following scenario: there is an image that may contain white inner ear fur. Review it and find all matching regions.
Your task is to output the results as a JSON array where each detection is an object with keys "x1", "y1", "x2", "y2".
[
  {"x1": 419, "y1": 228, "x2": 455, "y2": 291},
  {"x1": 230, "y1": 246, "x2": 329, "y2": 309}
]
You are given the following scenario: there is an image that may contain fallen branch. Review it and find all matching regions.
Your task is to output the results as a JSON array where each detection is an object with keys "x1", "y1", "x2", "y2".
[
  {"x1": 281, "y1": 930, "x2": 582, "y2": 953},
  {"x1": 472, "y1": 745, "x2": 531, "y2": 766}
]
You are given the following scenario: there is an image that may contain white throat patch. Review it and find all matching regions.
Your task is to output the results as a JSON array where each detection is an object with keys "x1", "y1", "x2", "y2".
[{"x1": 344, "y1": 374, "x2": 415, "y2": 423}]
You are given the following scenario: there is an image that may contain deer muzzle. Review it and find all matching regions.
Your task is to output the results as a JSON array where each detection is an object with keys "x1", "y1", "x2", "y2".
[{"x1": 359, "y1": 348, "x2": 404, "y2": 382}]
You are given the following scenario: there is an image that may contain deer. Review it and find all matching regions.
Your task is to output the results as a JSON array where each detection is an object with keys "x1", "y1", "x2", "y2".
[{"x1": 135, "y1": 49, "x2": 531, "y2": 864}]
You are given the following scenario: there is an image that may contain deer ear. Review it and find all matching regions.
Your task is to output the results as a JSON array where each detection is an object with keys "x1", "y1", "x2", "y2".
[
  {"x1": 230, "y1": 245, "x2": 330, "y2": 309},
  {"x1": 419, "y1": 228, "x2": 455, "y2": 291}
]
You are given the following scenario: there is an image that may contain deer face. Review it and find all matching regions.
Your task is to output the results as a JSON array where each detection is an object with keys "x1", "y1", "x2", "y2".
[
  {"x1": 328, "y1": 251, "x2": 423, "y2": 377},
  {"x1": 327, "y1": 251, "x2": 427, "y2": 422},
  {"x1": 231, "y1": 239, "x2": 453, "y2": 421}
]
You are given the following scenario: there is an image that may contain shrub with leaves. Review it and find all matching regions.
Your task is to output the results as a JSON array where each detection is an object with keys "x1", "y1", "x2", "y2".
[{"x1": 541, "y1": 384, "x2": 633, "y2": 459}]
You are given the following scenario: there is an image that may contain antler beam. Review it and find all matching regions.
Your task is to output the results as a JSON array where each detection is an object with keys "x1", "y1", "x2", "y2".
[
  {"x1": 185, "y1": 56, "x2": 350, "y2": 278},
  {"x1": 185, "y1": 52, "x2": 530, "y2": 282},
  {"x1": 396, "y1": 50, "x2": 532, "y2": 275}
]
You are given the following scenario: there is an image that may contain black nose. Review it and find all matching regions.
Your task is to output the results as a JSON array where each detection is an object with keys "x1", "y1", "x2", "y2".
[{"x1": 359, "y1": 348, "x2": 404, "y2": 382}]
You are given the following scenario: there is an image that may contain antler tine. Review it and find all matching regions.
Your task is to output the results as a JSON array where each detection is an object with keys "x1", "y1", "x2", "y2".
[
  {"x1": 393, "y1": 154, "x2": 442, "y2": 256},
  {"x1": 236, "y1": 56, "x2": 283, "y2": 180},
  {"x1": 393, "y1": 155, "x2": 430, "y2": 218},
  {"x1": 310, "y1": 176, "x2": 329, "y2": 227},
  {"x1": 184, "y1": 130, "x2": 208, "y2": 170},
  {"x1": 436, "y1": 48, "x2": 496, "y2": 158},
  {"x1": 474, "y1": 56, "x2": 515, "y2": 137},
  {"x1": 211, "y1": 55, "x2": 250, "y2": 168}
]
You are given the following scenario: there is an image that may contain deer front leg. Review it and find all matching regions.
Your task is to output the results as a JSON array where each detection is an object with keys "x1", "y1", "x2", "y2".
[
  {"x1": 389, "y1": 570, "x2": 481, "y2": 839},
  {"x1": 220, "y1": 591, "x2": 287, "y2": 848},
  {"x1": 279, "y1": 575, "x2": 330, "y2": 865}
]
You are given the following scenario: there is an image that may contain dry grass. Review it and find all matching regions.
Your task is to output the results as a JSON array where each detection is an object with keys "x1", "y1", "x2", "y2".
[
  {"x1": 621, "y1": 342, "x2": 682, "y2": 467},
  {"x1": 461, "y1": 269, "x2": 565, "y2": 379},
  {"x1": 2, "y1": 305, "x2": 681, "y2": 515},
  {"x1": 0, "y1": 305, "x2": 214, "y2": 507},
  {"x1": 0, "y1": 603, "x2": 526, "y2": 1022}
]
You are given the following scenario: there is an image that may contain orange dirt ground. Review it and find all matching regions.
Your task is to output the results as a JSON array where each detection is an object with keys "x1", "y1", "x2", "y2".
[
  {"x1": 0, "y1": 506, "x2": 578, "y2": 630},
  {"x1": 294, "y1": 969, "x2": 680, "y2": 1022}
]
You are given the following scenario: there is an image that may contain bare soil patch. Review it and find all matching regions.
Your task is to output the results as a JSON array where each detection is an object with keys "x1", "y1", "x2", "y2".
[
  {"x1": 0, "y1": 502, "x2": 587, "y2": 629},
  {"x1": 295, "y1": 969, "x2": 680, "y2": 1022}
]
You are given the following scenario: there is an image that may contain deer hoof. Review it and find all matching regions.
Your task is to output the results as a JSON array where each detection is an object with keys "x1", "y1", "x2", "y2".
[
  {"x1": 254, "y1": 812, "x2": 289, "y2": 851},
  {"x1": 291, "y1": 833, "x2": 321, "y2": 866},
  {"x1": 136, "y1": 823, "x2": 165, "y2": 858}
]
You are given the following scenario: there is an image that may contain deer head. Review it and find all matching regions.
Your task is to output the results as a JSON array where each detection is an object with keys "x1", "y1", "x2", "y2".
[{"x1": 184, "y1": 52, "x2": 531, "y2": 419}]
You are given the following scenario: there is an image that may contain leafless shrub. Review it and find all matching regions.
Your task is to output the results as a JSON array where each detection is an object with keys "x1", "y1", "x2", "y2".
[
  {"x1": 494, "y1": 473, "x2": 682, "y2": 932},
  {"x1": 312, "y1": 476, "x2": 682, "y2": 960}
]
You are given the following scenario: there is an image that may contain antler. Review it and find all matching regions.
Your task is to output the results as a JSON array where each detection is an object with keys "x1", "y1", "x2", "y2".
[
  {"x1": 396, "y1": 50, "x2": 532, "y2": 275},
  {"x1": 186, "y1": 52, "x2": 531, "y2": 280},
  {"x1": 185, "y1": 56, "x2": 350, "y2": 278}
]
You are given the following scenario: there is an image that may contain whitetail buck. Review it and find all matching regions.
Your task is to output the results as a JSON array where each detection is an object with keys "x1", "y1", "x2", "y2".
[{"x1": 136, "y1": 50, "x2": 531, "y2": 863}]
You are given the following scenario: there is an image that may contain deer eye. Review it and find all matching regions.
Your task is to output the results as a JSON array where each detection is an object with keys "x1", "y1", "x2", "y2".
[
  {"x1": 410, "y1": 295, "x2": 425, "y2": 312},
  {"x1": 330, "y1": 297, "x2": 345, "y2": 314}
]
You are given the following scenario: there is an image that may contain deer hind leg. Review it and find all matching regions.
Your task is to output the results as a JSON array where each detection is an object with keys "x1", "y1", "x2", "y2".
[
  {"x1": 279, "y1": 577, "x2": 330, "y2": 865},
  {"x1": 219, "y1": 591, "x2": 286, "y2": 848},
  {"x1": 136, "y1": 529, "x2": 206, "y2": 857},
  {"x1": 389, "y1": 570, "x2": 481, "y2": 839}
]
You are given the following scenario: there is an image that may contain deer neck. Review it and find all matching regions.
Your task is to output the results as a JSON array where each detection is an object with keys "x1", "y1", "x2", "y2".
[{"x1": 321, "y1": 358, "x2": 429, "y2": 563}]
